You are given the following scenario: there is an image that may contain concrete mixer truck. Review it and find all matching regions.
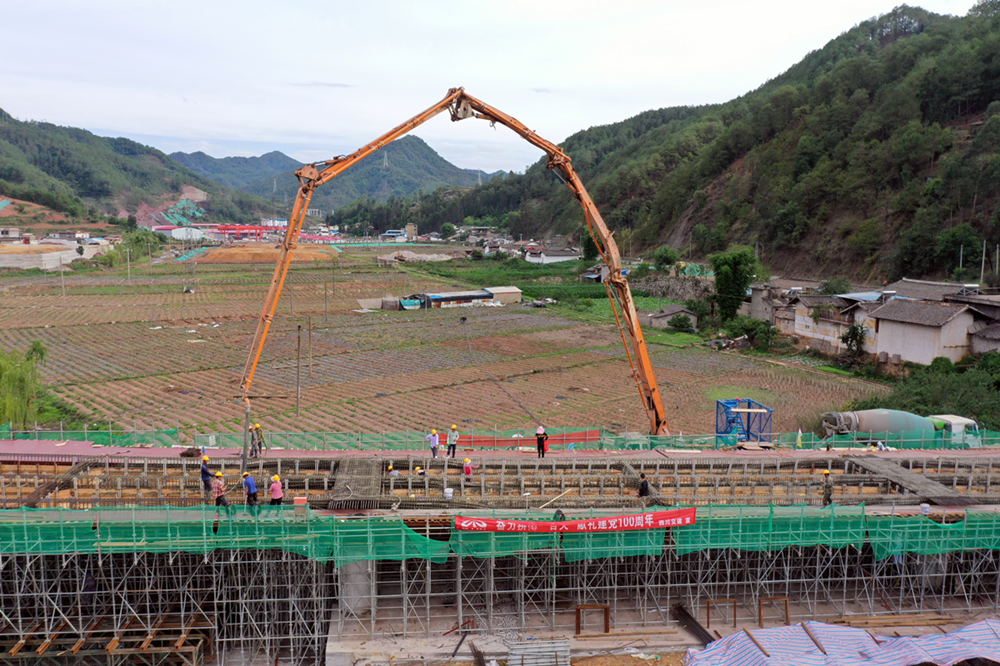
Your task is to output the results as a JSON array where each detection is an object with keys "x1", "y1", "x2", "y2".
[{"x1": 822, "y1": 409, "x2": 981, "y2": 447}]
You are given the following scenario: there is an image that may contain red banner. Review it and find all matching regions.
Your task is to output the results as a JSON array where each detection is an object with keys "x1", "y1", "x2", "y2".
[{"x1": 454, "y1": 508, "x2": 696, "y2": 534}]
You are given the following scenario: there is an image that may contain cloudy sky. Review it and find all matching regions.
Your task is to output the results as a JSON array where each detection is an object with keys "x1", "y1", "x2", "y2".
[{"x1": 1, "y1": 0, "x2": 979, "y2": 173}]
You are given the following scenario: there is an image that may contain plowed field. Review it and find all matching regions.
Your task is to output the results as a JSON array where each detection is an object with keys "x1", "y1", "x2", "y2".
[{"x1": 0, "y1": 249, "x2": 888, "y2": 437}]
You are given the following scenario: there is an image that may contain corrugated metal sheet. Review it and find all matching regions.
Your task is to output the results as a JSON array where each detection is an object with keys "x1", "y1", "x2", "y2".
[{"x1": 507, "y1": 640, "x2": 570, "y2": 666}]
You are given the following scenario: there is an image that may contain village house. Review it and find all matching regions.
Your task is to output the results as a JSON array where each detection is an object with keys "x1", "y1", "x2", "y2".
[{"x1": 869, "y1": 298, "x2": 986, "y2": 365}]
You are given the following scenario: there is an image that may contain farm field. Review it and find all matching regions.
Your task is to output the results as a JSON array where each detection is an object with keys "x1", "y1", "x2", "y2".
[{"x1": 0, "y1": 245, "x2": 888, "y2": 437}]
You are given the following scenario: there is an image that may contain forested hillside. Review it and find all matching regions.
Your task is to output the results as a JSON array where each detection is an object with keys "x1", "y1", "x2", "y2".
[
  {"x1": 178, "y1": 135, "x2": 499, "y2": 214},
  {"x1": 338, "y1": 3, "x2": 1000, "y2": 281},
  {"x1": 0, "y1": 109, "x2": 275, "y2": 223},
  {"x1": 169, "y1": 150, "x2": 303, "y2": 191}
]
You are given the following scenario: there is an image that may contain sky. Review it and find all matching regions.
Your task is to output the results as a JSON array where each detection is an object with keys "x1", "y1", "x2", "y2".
[{"x1": 0, "y1": 0, "x2": 981, "y2": 174}]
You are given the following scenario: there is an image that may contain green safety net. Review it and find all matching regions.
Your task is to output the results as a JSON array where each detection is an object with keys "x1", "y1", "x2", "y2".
[
  {"x1": 0, "y1": 506, "x2": 449, "y2": 566},
  {"x1": 867, "y1": 512, "x2": 1000, "y2": 561},
  {"x1": 10, "y1": 429, "x2": 180, "y2": 447},
  {"x1": 3, "y1": 505, "x2": 1000, "y2": 563},
  {"x1": 672, "y1": 504, "x2": 867, "y2": 555},
  {"x1": 0, "y1": 422, "x2": 10, "y2": 437},
  {"x1": 332, "y1": 518, "x2": 451, "y2": 566}
]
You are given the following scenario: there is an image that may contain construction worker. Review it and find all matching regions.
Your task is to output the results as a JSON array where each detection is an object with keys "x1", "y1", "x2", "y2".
[
  {"x1": 415, "y1": 466, "x2": 425, "y2": 476},
  {"x1": 463, "y1": 458, "x2": 477, "y2": 483},
  {"x1": 248, "y1": 424, "x2": 260, "y2": 457},
  {"x1": 447, "y1": 424, "x2": 459, "y2": 459},
  {"x1": 200, "y1": 456, "x2": 213, "y2": 498},
  {"x1": 253, "y1": 423, "x2": 265, "y2": 456},
  {"x1": 269, "y1": 474, "x2": 284, "y2": 506},
  {"x1": 822, "y1": 469, "x2": 833, "y2": 507},
  {"x1": 637, "y1": 473, "x2": 650, "y2": 498},
  {"x1": 536, "y1": 426, "x2": 549, "y2": 459},
  {"x1": 243, "y1": 471, "x2": 258, "y2": 506},
  {"x1": 212, "y1": 471, "x2": 229, "y2": 507},
  {"x1": 426, "y1": 429, "x2": 440, "y2": 458},
  {"x1": 387, "y1": 465, "x2": 401, "y2": 478}
]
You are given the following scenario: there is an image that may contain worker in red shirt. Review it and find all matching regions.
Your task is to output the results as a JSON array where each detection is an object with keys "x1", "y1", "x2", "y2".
[{"x1": 463, "y1": 458, "x2": 477, "y2": 483}]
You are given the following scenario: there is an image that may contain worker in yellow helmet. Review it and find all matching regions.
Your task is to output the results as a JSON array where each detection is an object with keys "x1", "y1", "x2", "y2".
[
  {"x1": 270, "y1": 474, "x2": 284, "y2": 506},
  {"x1": 447, "y1": 424, "x2": 460, "y2": 459},
  {"x1": 425, "y1": 429, "x2": 440, "y2": 458},
  {"x1": 212, "y1": 471, "x2": 229, "y2": 507},
  {"x1": 387, "y1": 464, "x2": 400, "y2": 478},
  {"x1": 822, "y1": 469, "x2": 833, "y2": 507},
  {"x1": 415, "y1": 466, "x2": 425, "y2": 476},
  {"x1": 463, "y1": 457, "x2": 477, "y2": 482},
  {"x1": 200, "y1": 456, "x2": 213, "y2": 499}
]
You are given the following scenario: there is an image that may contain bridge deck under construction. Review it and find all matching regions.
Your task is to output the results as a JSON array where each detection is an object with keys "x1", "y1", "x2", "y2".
[{"x1": 4, "y1": 447, "x2": 1000, "y2": 665}]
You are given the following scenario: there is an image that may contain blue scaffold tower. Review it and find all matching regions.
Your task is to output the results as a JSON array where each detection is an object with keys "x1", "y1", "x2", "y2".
[{"x1": 716, "y1": 399, "x2": 774, "y2": 443}]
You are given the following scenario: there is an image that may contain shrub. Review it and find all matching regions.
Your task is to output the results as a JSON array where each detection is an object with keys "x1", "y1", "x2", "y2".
[{"x1": 667, "y1": 314, "x2": 695, "y2": 333}]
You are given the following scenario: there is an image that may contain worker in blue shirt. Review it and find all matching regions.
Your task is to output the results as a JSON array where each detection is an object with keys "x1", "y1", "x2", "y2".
[
  {"x1": 200, "y1": 456, "x2": 213, "y2": 499},
  {"x1": 242, "y1": 471, "x2": 259, "y2": 506}
]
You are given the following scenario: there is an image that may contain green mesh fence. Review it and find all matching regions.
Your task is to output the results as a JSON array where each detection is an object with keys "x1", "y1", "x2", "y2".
[
  {"x1": 0, "y1": 506, "x2": 450, "y2": 567},
  {"x1": 9, "y1": 429, "x2": 180, "y2": 447},
  {"x1": 0, "y1": 422, "x2": 10, "y2": 437},
  {"x1": 867, "y1": 512, "x2": 1000, "y2": 561},
  {"x1": 672, "y1": 504, "x2": 868, "y2": 555},
  {"x1": 2, "y1": 505, "x2": 1000, "y2": 563}
]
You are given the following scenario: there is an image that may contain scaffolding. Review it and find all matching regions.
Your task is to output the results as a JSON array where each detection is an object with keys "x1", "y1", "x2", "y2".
[{"x1": 3, "y1": 451, "x2": 1000, "y2": 663}]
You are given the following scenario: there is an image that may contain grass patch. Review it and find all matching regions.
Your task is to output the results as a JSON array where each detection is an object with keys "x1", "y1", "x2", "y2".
[{"x1": 817, "y1": 365, "x2": 854, "y2": 377}]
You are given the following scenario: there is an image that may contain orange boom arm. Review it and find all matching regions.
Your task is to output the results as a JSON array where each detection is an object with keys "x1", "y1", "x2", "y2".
[{"x1": 238, "y1": 88, "x2": 670, "y2": 436}]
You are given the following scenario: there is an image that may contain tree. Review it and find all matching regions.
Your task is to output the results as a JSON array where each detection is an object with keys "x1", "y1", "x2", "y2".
[
  {"x1": 0, "y1": 342, "x2": 46, "y2": 430},
  {"x1": 582, "y1": 228, "x2": 599, "y2": 261},
  {"x1": 470, "y1": 249, "x2": 484, "y2": 261},
  {"x1": 723, "y1": 316, "x2": 776, "y2": 349},
  {"x1": 653, "y1": 246, "x2": 681, "y2": 272},
  {"x1": 125, "y1": 214, "x2": 138, "y2": 230},
  {"x1": 820, "y1": 277, "x2": 853, "y2": 295},
  {"x1": 708, "y1": 245, "x2": 759, "y2": 321},
  {"x1": 440, "y1": 222, "x2": 455, "y2": 239},
  {"x1": 75, "y1": 245, "x2": 84, "y2": 257},
  {"x1": 839, "y1": 323, "x2": 866, "y2": 355},
  {"x1": 667, "y1": 314, "x2": 695, "y2": 333}
]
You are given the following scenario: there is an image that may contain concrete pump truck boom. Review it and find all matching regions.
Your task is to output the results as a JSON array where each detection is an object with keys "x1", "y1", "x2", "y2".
[{"x1": 236, "y1": 88, "x2": 670, "y2": 467}]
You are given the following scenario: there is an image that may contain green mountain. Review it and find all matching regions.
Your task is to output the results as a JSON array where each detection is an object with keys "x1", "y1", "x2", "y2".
[
  {"x1": 334, "y1": 3, "x2": 1000, "y2": 282},
  {"x1": 0, "y1": 110, "x2": 275, "y2": 223},
  {"x1": 175, "y1": 135, "x2": 499, "y2": 213},
  {"x1": 169, "y1": 150, "x2": 303, "y2": 191}
]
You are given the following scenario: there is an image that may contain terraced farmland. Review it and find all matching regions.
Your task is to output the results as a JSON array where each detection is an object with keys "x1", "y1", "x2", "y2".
[{"x1": 0, "y1": 247, "x2": 888, "y2": 438}]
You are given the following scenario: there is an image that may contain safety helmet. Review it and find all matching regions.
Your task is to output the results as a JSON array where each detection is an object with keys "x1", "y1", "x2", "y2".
[
  {"x1": 464, "y1": 458, "x2": 471, "y2": 463},
  {"x1": 255, "y1": 423, "x2": 260, "y2": 428},
  {"x1": 451, "y1": 424, "x2": 457, "y2": 429},
  {"x1": 387, "y1": 465, "x2": 393, "y2": 471},
  {"x1": 242, "y1": 472, "x2": 249, "y2": 477},
  {"x1": 823, "y1": 469, "x2": 831, "y2": 475},
  {"x1": 215, "y1": 471, "x2": 223, "y2": 477},
  {"x1": 202, "y1": 456, "x2": 210, "y2": 461},
  {"x1": 431, "y1": 429, "x2": 437, "y2": 434},
  {"x1": 415, "y1": 466, "x2": 422, "y2": 471},
  {"x1": 272, "y1": 475, "x2": 280, "y2": 481}
]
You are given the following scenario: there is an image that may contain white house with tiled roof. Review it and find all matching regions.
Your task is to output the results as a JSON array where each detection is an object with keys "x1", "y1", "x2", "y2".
[{"x1": 870, "y1": 298, "x2": 986, "y2": 365}]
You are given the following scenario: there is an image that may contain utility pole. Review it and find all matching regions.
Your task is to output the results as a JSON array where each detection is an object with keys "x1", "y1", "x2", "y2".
[
  {"x1": 147, "y1": 243, "x2": 153, "y2": 284},
  {"x1": 324, "y1": 283, "x2": 329, "y2": 321},
  {"x1": 981, "y1": 239, "x2": 987, "y2": 284},
  {"x1": 60, "y1": 253, "x2": 65, "y2": 305},
  {"x1": 289, "y1": 282, "x2": 294, "y2": 316},
  {"x1": 296, "y1": 325, "x2": 302, "y2": 418},
  {"x1": 125, "y1": 248, "x2": 132, "y2": 285},
  {"x1": 308, "y1": 317, "x2": 313, "y2": 380}
]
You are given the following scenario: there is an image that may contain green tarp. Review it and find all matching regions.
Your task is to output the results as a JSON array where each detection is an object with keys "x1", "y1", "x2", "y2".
[
  {"x1": 2, "y1": 505, "x2": 1000, "y2": 564},
  {"x1": 672, "y1": 504, "x2": 868, "y2": 555}
]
